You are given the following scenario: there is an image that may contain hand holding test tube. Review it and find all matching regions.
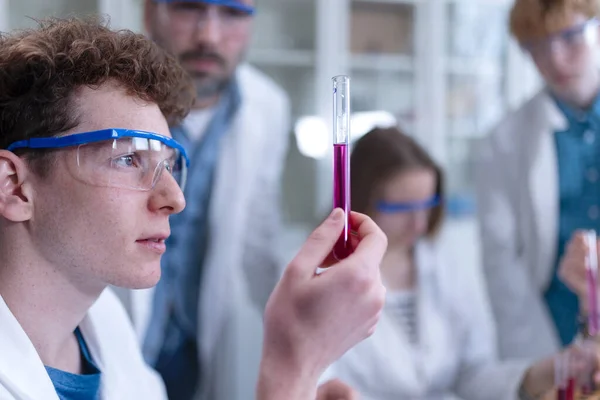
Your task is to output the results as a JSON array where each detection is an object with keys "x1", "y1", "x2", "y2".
[
  {"x1": 553, "y1": 230, "x2": 600, "y2": 399},
  {"x1": 559, "y1": 231, "x2": 600, "y2": 315},
  {"x1": 553, "y1": 346, "x2": 600, "y2": 400},
  {"x1": 332, "y1": 75, "x2": 352, "y2": 260},
  {"x1": 576, "y1": 231, "x2": 600, "y2": 395}
]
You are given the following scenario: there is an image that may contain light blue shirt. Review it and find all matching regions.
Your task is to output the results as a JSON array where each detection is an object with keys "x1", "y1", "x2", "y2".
[{"x1": 45, "y1": 328, "x2": 101, "y2": 400}]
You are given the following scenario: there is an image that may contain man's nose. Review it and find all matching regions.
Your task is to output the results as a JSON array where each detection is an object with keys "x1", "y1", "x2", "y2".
[
  {"x1": 547, "y1": 40, "x2": 572, "y2": 69},
  {"x1": 149, "y1": 170, "x2": 186, "y2": 215},
  {"x1": 194, "y1": 7, "x2": 223, "y2": 45}
]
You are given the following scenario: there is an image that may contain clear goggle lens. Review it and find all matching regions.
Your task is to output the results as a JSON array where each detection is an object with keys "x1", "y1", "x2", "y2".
[
  {"x1": 72, "y1": 137, "x2": 187, "y2": 191},
  {"x1": 522, "y1": 19, "x2": 599, "y2": 58}
]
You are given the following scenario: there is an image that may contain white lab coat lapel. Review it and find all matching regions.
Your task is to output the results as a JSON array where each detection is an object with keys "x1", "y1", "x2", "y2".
[
  {"x1": 415, "y1": 241, "x2": 460, "y2": 394},
  {"x1": 78, "y1": 307, "x2": 122, "y2": 399},
  {"x1": 357, "y1": 309, "x2": 422, "y2": 396},
  {"x1": 526, "y1": 91, "x2": 566, "y2": 288},
  {"x1": 375, "y1": 241, "x2": 456, "y2": 396},
  {"x1": 0, "y1": 296, "x2": 58, "y2": 400}
]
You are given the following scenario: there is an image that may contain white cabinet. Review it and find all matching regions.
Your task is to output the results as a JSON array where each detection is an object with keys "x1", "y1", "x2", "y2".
[
  {"x1": 445, "y1": 0, "x2": 510, "y2": 213},
  {"x1": 443, "y1": 0, "x2": 541, "y2": 215},
  {"x1": 3, "y1": 0, "x2": 97, "y2": 30},
  {"x1": 1, "y1": 0, "x2": 143, "y2": 31}
]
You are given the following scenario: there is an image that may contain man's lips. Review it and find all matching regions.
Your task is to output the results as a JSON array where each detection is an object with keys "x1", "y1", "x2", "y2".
[
  {"x1": 180, "y1": 52, "x2": 226, "y2": 73},
  {"x1": 553, "y1": 74, "x2": 576, "y2": 85},
  {"x1": 183, "y1": 58, "x2": 223, "y2": 72},
  {"x1": 136, "y1": 235, "x2": 169, "y2": 254}
]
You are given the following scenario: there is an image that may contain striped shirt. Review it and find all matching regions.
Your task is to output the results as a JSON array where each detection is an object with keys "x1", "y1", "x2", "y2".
[{"x1": 386, "y1": 290, "x2": 418, "y2": 345}]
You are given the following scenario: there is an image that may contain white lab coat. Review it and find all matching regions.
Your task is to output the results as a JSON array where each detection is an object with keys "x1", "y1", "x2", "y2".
[
  {"x1": 0, "y1": 288, "x2": 166, "y2": 400},
  {"x1": 194, "y1": 63, "x2": 290, "y2": 400},
  {"x1": 321, "y1": 240, "x2": 530, "y2": 400},
  {"x1": 475, "y1": 88, "x2": 567, "y2": 360}
]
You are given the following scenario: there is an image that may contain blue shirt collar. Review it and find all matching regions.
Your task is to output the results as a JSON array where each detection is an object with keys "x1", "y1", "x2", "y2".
[{"x1": 553, "y1": 91, "x2": 600, "y2": 125}]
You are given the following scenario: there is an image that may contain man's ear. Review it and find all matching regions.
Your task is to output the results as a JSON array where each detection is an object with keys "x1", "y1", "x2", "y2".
[{"x1": 0, "y1": 150, "x2": 34, "y2": 222}]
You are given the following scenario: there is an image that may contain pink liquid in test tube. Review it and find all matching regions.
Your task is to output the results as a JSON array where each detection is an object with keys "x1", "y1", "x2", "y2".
[
  {"x1": 333, "y1": 143, "x2": 350, "y2": 258},
  {"x1": 557, "y1": 379, "x2": 575, "y2": 400},
  {"x1": 332, "y1": 75, "x2": 352, "y2": 260},
  {"x1": 556, "y1": 354, "x2": 575, "y2": 400}
]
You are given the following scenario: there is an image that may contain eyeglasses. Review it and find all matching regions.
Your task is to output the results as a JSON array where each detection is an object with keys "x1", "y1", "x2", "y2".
[
  {"x1": 521, "y1": 18, "x2": 600, "y2": 59},
  {"x1": 376, "y1": 195, "x2": 440, "y2": 214},
  {"x1": 156, "y1": 1, "x2": 254, "y2": 32},
  {"x1": 6, "y1": 129, "x2": 190, "y2": 192}
]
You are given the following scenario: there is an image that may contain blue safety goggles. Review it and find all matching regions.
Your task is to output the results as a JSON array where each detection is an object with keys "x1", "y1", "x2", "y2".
[
  {"x1": 6, "y1": 129, "x2": 190, "y2": 191},
  {"x1": 521, "y1": 18, "x2": 599, "y2": 55},
  {"x1": 153, "y1": 0, "x2": 255, "y2": 15},
  {"x1": 376, "y1": 195, "x2": 441, "y2": 214}
]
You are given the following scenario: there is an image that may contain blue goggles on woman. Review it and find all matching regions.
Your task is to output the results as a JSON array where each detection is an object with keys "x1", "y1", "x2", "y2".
[
  {"x1": 376, "y1": 195, "x2": 441, "y2": 214},
  {"x1": 6, "y1": 129, "x2": 190, "y2": 192}
]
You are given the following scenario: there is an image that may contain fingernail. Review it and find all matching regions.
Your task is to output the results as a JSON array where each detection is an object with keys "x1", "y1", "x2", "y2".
[{"x1": 330, "y1": 208, "x2": 343, "y2": 221}]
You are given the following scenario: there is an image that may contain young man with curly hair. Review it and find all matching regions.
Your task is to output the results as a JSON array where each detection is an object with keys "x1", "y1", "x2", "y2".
[
  {"x1": 0, "y1": 17, "x2": 386, "y2": 399},
  {"x1": 476, "y1": 0, "x2": 600, "y2": 359}
]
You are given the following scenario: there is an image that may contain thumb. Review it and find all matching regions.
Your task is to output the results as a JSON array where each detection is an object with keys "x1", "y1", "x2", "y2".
[
  {"x1": 317, "y1": 379, "x2": 359, "y2": 400},
  {"x1": 285, "y1": 208, "x2": 345, "y2": 281}
]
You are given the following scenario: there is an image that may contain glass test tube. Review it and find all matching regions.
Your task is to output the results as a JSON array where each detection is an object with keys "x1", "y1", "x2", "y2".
[
  {"x1": 332, "y1": 75, "x2": 352, "y2": 260},
  {"x1": 556, "y1": 352, "x2": 575, "y2": 400},
  {"x1": 586, "y1": 230, "x2": 599, "y2": 337}
]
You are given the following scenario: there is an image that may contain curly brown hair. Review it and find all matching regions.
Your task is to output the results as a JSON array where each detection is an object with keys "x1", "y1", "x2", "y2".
[
  {"x1": 351, "y1": 127, "x2": 445, "y2": 238},
  {"x1": 510, "y1": 0, "x2": 600, "y2": 41},
  {"x1": 0, "y1": 16, "x2": 195, "y2": 151}
]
